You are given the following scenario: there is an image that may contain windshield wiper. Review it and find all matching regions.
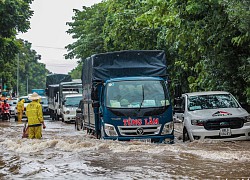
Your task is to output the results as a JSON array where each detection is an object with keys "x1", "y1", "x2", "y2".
[{"x1": 138, "y1": 85, "x2": 144, "y2": 112}]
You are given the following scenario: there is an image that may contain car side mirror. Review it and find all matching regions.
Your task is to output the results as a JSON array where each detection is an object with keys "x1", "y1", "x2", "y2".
[
  {"x1": 174, "y1": 97, "x2": 184, "y2": 113},
  {"x1": 76, "y1": 108, "x2": 82, "y2": 113},
  {"x1": 174, "y1": 83, "x2": 182, "y2": 98},
  {"x1": 91, "y1": 86, "x2": 98, "y2": 101}
]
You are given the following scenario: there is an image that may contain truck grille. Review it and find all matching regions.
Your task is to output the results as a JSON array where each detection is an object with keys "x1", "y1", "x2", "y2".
[
  {"x1": 118, "y1": 125, "x2": 161, "y2": 136},
  {"x1": 204, "y1": 118, "x2": 244, "y2": 130}
]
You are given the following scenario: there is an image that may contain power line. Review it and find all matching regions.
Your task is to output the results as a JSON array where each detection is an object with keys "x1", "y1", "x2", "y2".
[
  {"x1": 45, "y1": 64, "x2": 78, "y2": 67},
  {"x1": 33, "y1": 45, "x2": 66, "y2": 50}
]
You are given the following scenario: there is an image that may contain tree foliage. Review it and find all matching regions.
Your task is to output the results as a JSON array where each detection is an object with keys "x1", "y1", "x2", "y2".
[
  {"x1": 67, "y1": 0, "x2": 250, "y2": 103},
  {"x1": 65, "y1": 3, "x2": 107, "y2": 60},
  {"x1": 16, "y1": 40, "x2": 50, "y2": 96},
  {"x1": 0, "y1": 0, "x2": 50, "y2": 96},
  {"x1": 0, "y1": 0, "x2": 33, "y2": 64}
]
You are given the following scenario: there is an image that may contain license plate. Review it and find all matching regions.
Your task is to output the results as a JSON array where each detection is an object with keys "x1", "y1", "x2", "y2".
[
  {"x1": 131, "y1": 139, "x2": 151, "y2": 143},
  {"x1": 220, "y1": 128, "x2": 231, "y2": 136}
]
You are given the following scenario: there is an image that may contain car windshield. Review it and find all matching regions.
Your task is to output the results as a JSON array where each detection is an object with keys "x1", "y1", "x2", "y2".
[
  {"x1": 65, "y1": 96, "x2": 82, "y2": 107},
  {"x1": 20, "y1": 97, "x2": 32, "y2": 103},
  {"x1": 105, "y1": 80, "x2": 170, "y2": 108},
  {"x1": 188, "y1": 94, "x2": 240, "y2": 111}
]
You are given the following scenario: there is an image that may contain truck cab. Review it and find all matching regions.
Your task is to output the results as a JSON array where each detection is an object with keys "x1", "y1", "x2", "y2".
[
  {"x1": 85, "y1": 77, "x2": 174, "y2": 143},
  {"x1": 82, "y1": 50, "x2": 174, "y2": 143}
]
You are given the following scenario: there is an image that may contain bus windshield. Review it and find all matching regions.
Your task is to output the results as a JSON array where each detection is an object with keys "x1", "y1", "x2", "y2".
[{"x1": 105, "y1": 80, "x2": 170, "y2": 108}]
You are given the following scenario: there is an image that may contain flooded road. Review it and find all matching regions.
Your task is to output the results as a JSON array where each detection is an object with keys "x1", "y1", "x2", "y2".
[{"x1": 0, "y1": 117, "x2": 250, "y2": 179}]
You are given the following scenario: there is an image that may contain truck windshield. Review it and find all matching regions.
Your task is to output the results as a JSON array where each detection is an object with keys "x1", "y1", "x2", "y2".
[
  {"x1": 65, "y1": 96, "x2": 82, "y2": 107},
  {"x1": 40, "y1": 97, "x2": 48, "y2": 105},
  {"x1": 188, "y1": 94, "x2": 240, "y2": 111},
  {"x1": 105, "y1": 80, "x2": 170, "y2": 108}
]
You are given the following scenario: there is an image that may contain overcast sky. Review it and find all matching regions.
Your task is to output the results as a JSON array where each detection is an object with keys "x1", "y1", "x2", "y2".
[{"x1": 18, "y1": 0, "x2": 102, "y2": 74}]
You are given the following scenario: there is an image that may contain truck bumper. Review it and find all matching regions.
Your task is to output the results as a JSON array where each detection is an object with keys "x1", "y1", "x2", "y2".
[{"x1": 103, "y1": 134, "x2": 175, "y2": 144}]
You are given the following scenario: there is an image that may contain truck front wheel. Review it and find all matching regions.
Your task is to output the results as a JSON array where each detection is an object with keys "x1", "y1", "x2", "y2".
[
  {"x1": 100, "y1": 127, "x2": 105, "y2": 139},
  {"x1": 183, "y1": 127, "x2": 190, "y2": 142}
]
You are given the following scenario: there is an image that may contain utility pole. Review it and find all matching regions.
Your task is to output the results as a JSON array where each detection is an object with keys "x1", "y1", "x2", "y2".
[
  {"x1": 17, "y1": 53, "x2": 19, "y2": 97},
  {"x1": 26, "y1": 77, "x2": 28, "y2": 95}
]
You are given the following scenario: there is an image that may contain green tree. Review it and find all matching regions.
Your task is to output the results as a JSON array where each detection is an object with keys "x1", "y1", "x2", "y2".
[
  {"x1": 16, "y1": 40, "x2": 50, "y2": 96},
  {"x1": 65, "y1": 2, "x2": 107, "y2": 60},
  {"x1": 69, "y1": 61, "x2": 82, "y2": 79},
  {"x1": 66, "y1": 0, "x2": 250, "y2": 103},
  {"x1": 0, "y1": 0, "x2": 33, "y2": 92}
]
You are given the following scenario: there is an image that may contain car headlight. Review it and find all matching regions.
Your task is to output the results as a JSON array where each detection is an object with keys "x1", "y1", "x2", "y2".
[
  {"x1": 65, "y1": 110, "x2": 70, "y2": 114},
  {"x1": 104, "y1": 124, "x2": 118, "y2": 136},
  {"x1": 161, "y1": 121, "x2": 174, "y2": 135},
  {"x1": 191, "y1": 119, "x2": 205, "y2": 126},
  {"x1": 244, "y1": 115, "x2": 250, "y2": 123}
]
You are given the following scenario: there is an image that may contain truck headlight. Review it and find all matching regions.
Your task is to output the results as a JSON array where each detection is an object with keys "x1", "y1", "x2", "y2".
[
  {"x1": 161, "y1": 121, "x2": 174, "y2": 135},
  {"x1": 191, "y1": 119, "x2": 205, "y2": 126},
  {"x1": 244, "y1": 115, "x2": 250, "y2": 123},
  {"x1": 104, "y1": 124, "x2": 118, "y2": 136}
]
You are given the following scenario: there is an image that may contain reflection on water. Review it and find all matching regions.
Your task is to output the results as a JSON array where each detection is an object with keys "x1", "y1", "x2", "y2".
[{"x1": 0, "y1": 120, "x2": 249, "y2": 179}]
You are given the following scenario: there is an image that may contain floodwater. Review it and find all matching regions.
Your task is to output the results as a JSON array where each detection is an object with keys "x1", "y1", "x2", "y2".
[{"x1": 0, "y1": 117, "x2": 249, "y2": 180}]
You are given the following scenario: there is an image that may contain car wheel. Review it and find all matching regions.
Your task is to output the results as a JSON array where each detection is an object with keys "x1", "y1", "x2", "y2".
[
  {"x1": 55, "y1": 114, "x2": 60, "y2": 121},
  {"x1": 183, "y1": 127, "x2": 190, "y2": 142},
  {"x1": 81, "y1": 120, "x2": 84, "y2": 130},
  {"x1": 75, "y1": 120, "x2": 77, "y2": 129},
  {"x1": 76, "y1": 119, "x2": 83, "y2": 131}
]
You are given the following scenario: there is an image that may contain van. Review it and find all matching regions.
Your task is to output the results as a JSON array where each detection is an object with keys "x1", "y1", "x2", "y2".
[{"x1": 61, "y1": 94, "x2": 82, "y2": 122}]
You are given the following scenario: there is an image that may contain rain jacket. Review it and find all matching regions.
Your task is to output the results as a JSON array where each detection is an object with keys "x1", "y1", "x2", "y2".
[
  {"x1": 26, "y1": 100, "x2": 44, "y2": 126},
  {"x1": 2, "y1": 103, "x2": 10, "y2": 110},
  {"x1": 17, "y1": 99, "x2": 25, "y2": 113}
]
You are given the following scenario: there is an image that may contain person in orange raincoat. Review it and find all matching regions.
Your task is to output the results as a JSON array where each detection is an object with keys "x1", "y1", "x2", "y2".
[
  {"x1": 26, "y1": 92, "x2": 46, "y2": 139},
  {"x1": 17, "y1": 99, "x2": 25, "y2": 122},
  {"x1": 0, "y1": 101, "x2": 3, "y2": 115}
]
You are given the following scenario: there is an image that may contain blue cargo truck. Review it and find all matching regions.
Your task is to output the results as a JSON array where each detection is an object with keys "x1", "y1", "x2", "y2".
[{"x1": 82, "y1": 50, "x2": 174, "y2": 143}]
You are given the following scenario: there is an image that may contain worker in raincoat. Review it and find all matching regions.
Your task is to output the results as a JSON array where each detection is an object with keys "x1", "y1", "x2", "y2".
[
  {"x1": 26, "y1": 92, "x2": 46, "y2": 139},
  {"x1": 17, "y1": 99, "x2": 25, "y2": 123}
]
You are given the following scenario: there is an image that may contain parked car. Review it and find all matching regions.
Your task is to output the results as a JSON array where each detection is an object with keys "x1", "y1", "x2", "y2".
[
  {"x1": 75, "y1": 99, "x2": 84, "y2": 131},
  {"x1": 8, "y1": 99, "x2": 18, "y2": 117},
  {"x1": 14, "y1": 96, "x2": 31, "y2": 121},
  {"x1": 174, "y1": 91, "x2": 250, "y2": 142}
]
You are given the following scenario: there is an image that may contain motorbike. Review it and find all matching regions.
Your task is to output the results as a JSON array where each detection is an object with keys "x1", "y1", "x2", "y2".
[{"x1": 2, "y1": 107, "x2": 10, "y2": 121}]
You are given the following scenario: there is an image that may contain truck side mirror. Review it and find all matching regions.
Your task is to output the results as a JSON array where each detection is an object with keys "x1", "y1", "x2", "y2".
[
  {"x1": 174, "y1": 83, "x2": 182, "y2": 98},
  {"x1": 92, "y1": 101, "x2": 100, "y2": 108},
  {"x1": 174, "y1": 97, "x2": 184, "y2": 113},
  {"x1": 91, "y1": 86, "x2": 98, "y2": 101}
]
